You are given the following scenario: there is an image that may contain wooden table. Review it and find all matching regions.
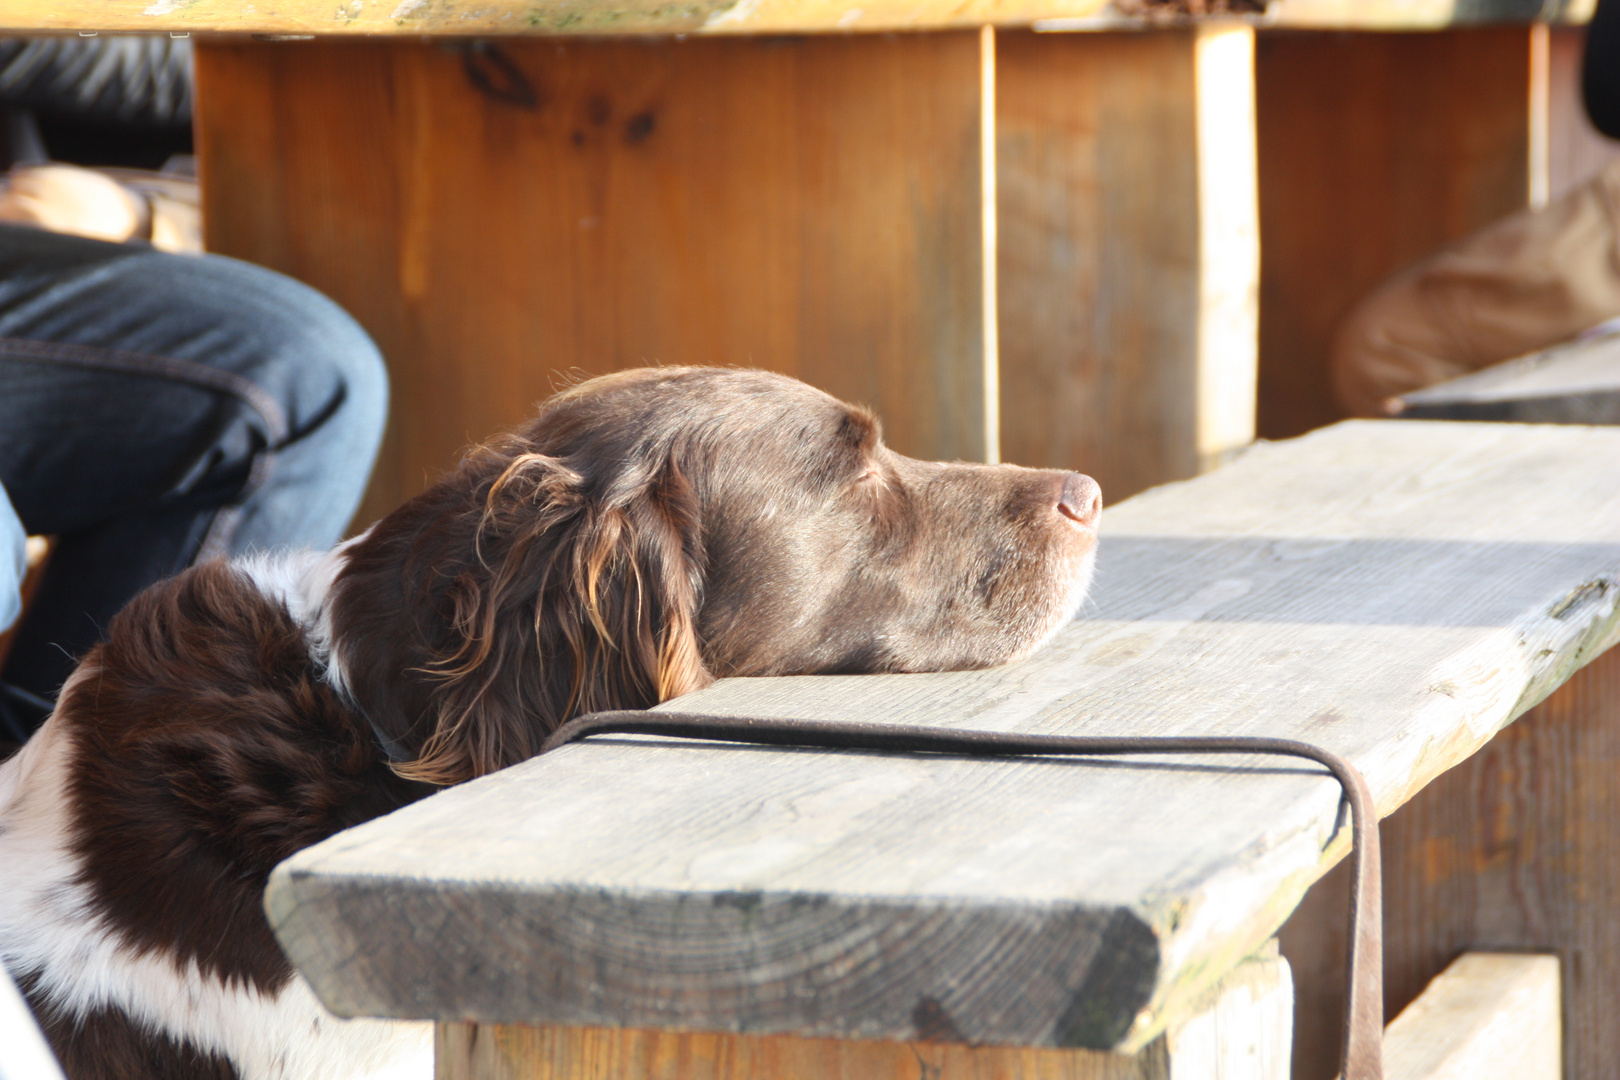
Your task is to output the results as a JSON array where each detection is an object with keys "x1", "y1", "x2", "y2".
[{"x1": 267, "y1": 420, "x2": 1620, "y2": 1078}]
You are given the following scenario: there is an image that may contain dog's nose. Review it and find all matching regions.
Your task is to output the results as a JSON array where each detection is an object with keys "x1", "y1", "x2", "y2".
[{"x1": 1056, "y1": 473, "x2": 1102, "y2": 529}]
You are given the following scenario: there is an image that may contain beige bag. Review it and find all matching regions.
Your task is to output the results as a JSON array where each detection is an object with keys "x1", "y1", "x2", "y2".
[{"x1": 1333, "y1": 161, "x2": 1620, "y2": 416}]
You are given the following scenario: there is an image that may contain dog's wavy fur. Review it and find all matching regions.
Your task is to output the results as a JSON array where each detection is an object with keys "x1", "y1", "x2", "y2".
[{"x1": 0, "y1": 367, "x2": 1101, "y2": 1080}]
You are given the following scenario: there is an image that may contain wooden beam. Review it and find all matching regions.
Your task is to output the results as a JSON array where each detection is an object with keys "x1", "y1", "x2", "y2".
[
  {"x1": 267, "y1": 421, "x2": 1620, "y2": 1053},
  {"x1": 1255, "y1": 27, "x2": 1536, "y2": 439},
  {"x1": 432, "y1": 949, "x2": 1290, "y2": 1079},
  {"x1": 1381, "y1": 953, "x2": 1559, "y2": 1080},
  {"x1": 996, "y1": 24, "x2": 1257, "y2": 502},
  {"x1": 0, "y1": 0, "x2": 1590, "y2": 37},
  {"x1": 194, "y1": 35, "x2": 993, "y2": 525}
]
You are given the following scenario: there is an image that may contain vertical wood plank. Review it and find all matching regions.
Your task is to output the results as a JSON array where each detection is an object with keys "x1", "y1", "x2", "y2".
[
  {"x1": 1281, "y1": 644, "x2": 1620, "y2": 1080},
  {"x1": 433, "y1": 950, "x2": 1289, "y2": 1080},
  {"x1": 195, "y1": 36, "x2": 990, "y2": 525},
  {"x1": 996, "y1": 26, "x2": 1258, "y2": 503},
  {"x1": 1254, "y1": 27, "x2": 1534, "y2": 439}
]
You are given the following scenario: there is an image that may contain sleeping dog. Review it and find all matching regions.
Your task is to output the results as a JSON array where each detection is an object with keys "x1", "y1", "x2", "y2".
[{"x1": 0, "y1": 367, "x2": 1101, "y2": 1080}]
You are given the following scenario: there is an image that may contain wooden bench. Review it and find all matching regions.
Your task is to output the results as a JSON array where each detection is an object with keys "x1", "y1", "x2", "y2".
[
  {"x1": 266, "y1": 419, "x2": 1620, "y2": 1078},
  {"x1": 1394, "y1": 327, "x2": 1620, "y2": 425}
]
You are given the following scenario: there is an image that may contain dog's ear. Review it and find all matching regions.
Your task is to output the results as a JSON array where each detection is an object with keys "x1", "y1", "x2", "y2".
[{"x1": 342, "y1": 446, "x2": 714, "y2": 787}]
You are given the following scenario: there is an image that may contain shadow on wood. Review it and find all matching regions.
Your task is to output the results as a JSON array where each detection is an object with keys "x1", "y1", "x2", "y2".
[{"x1": 1255, "y1": 27, "x2": 1533, "y2": 440}]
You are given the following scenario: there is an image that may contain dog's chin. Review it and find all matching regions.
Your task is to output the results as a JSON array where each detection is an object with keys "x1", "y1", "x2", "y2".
[{"x1": 1000, "y1": 545, "x2": 1098, "y2": 667}]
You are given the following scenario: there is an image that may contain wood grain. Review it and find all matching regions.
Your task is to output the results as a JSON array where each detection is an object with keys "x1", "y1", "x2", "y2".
[
  {"x1": 996, "y1": 26, "x2": 1257, "y2": 503},
  {"x1": 1282, "y1": 645, "x2": 1620, "y2": 1080},
  {"x1": 1381, "y1": 953, "x2": 1559, "y2": 1080},
  {"x1": 267, "y1": 421, "x2": 1620, "y2": 1053},
  {"x1": 1255, "y1": 28, "x2": 1535, "y2": 440},
  {"x1": 195, "y1": 35, "x2": 991, "y2": 526},
  {"x1": 0, "y1": 0, "x2": 1589, "y2": 37},
  {"x1": 431, "y1": 949, "x2": 1288, "y2": 1079}
]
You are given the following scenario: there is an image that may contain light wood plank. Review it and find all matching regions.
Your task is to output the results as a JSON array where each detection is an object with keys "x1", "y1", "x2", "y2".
[
  {"x1": 0, "y1": 0, "x2": 1590, "y2": 37},
  {"x1": 996, "y1": 25, "x2": 1257, "y2": 503},
  {"x1": 195, "y1": 35, "x2": 992, "y2": 526},
  {"x1": 1380, "y1": 953, "x2": 1559, "y2": 1080},
  {"x1": 1255, "y1": 27, "x2": 1535, "y2": 439},
  {"x1": 1394, "y1": 327, "x2": 1620, "y2": 423},
  {"x1": 267, "y1": 420, "x2": 1620, "y2": 1053},
  {"x1": 430, "y1": 949, "x2": 1289, "y2": 1079}
]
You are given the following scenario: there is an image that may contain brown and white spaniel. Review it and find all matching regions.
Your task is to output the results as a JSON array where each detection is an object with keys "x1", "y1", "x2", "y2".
[{"x1": 0, "y1": 367, "x2": 1100, "y2": 1080}]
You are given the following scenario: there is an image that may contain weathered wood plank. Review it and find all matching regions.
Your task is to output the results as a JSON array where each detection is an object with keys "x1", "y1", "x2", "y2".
[
  {"x1": 267, "y1": 420, "x2": 1620, "y2": 1053},
  {"x1": 1394, "y1": 328, "x2": 1620, "y2": 423},
  {"x1": 431, "y1": 949, "x2": 1289, "y2": 1080},
  {"x1": 0, "y1": 0, "x2": 1591, "y2": 37},
  {"x1": 996, "y1": 24, "x2": 1258, "y2": 503},
  {"x1": 1283, "y1": 642, "x2": 1619, "y2": 1080},
  {"x1": 195, "y1": 35, "x2": 992, "y2": 526},
  {"x1": 1255, "y1": 27, "x2": 1535, "y2": 438},
  {"x1": 1380, "y1": 953, "x2": 1559, "y2": 1080}
]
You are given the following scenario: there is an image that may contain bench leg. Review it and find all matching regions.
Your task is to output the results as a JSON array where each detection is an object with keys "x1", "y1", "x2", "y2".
[
  {"x1": 434, "y1": 945, "x2": 1289, "y2": 1079},
  {"x1": 996, "y1": 25, "x2": 1259, "y2": 502}
]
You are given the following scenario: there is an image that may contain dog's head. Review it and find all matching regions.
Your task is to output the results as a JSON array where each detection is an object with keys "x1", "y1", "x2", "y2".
[{"x1": 332, "y1": 368, "x2": 1099, "y2": 785}]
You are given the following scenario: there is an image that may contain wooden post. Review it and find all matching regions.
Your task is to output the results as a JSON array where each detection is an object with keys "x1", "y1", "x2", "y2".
[
  {"x1": 432, "y1": 949, "x2": 1291, "y2": 1080},
  {"x1": 996, "y1": 26, "x2": 1259, "y2": 503},
  {"x1": 194, "y1": 34, "x2": 995, "y2": 524},
  {"x1": 1281, "y1": 645, "x2": 1620, "y2": 1080},
  {"x1": 1254, "y1": 27, "x2": 1538, "y2": 440}
]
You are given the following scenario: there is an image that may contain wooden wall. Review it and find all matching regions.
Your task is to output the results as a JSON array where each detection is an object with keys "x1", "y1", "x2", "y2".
[
  {"x1": 196, "y1": 28, "x2": 1266, "y2": 523},
  {"x1": 198, "y1": 26, "x2": 1620, "y2": 524},
  {"x1": 196, "y1": 35, "x2": 991, "y2": 526},
  {"x1": 1254, "y1": 27, "x2": 1535, "y2": 440}
]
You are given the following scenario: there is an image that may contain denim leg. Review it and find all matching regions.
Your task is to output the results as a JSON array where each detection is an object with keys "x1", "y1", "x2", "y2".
[{"x1": 0, "y1": 224, "x2": 387, "y2": 704}]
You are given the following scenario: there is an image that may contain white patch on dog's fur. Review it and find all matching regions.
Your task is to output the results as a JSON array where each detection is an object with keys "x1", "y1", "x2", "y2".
[
  {"x1": 0, "y1": 634, "x2": 429, "y2": 1080},
  {"x1": 236, "y1": 534, "x2": 367, "y2": 702}
]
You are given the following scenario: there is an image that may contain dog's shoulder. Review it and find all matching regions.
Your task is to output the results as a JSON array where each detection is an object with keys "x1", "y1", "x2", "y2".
[{"x1": 55, "y1": 557, "x2": 427, "y2": 992}]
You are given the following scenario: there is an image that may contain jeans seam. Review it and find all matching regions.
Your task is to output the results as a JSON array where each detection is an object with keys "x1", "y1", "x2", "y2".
[
  {"x1": 0, "y1": 335, "x2": 289, "y2": 558},
  {"x1": 0, "y1": 336, "x2": 290, "y2": 442}
]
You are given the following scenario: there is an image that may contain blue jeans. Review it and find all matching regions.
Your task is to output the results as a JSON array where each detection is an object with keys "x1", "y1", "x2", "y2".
[{"x1": 0, "y1": 224, "x2": 387, "y2": 736}]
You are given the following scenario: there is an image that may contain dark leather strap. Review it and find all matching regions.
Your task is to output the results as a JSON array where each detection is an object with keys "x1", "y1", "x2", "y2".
[{"x1": 544, "y1": 710, "x2": 1383, "y2": 1080}]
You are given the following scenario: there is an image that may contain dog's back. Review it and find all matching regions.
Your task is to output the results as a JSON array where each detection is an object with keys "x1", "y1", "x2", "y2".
[{"x1": 0, "y1": 558, "x2": 431, "y2": 1080}]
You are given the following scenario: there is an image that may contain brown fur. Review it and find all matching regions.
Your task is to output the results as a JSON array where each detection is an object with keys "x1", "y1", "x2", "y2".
[
  {"x1": 55, "y1": 562, "x2": 429, "y2": 994},
  {"x1": 332, "y1": 367, "x2": 1100, "y2": 785}
]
